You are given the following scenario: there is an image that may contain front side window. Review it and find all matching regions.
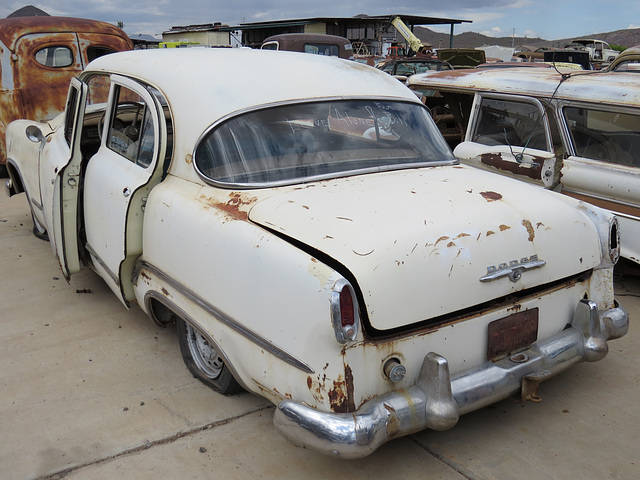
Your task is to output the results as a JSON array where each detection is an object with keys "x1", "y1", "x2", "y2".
[
  {"x1": 564, "y1": 106, "x2": 640, "y2": 165},
  {"x1": 35, "y1": 46, "x2": 74, "y2": 67},
  {"x1": 195, "y1": 99, "x2": 455, "y2": 186},
  {"x1": 63, "y1": 87, "x2": 79, "y2": 146},
  {"x1": 473, "y1": 96, "x2": 550, "y2": 151}
]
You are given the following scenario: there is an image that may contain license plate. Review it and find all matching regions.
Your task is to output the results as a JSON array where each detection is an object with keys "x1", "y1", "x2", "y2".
[{"x1": 487, "y1": 308, "x2": 539, "y2": 361}]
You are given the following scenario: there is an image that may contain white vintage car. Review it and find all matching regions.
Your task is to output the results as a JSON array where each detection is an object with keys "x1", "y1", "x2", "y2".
[{"x1": 4, "y1": 49, "x2": 628, "y2": 458}]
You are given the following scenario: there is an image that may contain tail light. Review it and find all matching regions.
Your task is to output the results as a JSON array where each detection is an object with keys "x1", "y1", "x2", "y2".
[{"x1": 331, "y1": 278, "x2": 360, "y2": 344}]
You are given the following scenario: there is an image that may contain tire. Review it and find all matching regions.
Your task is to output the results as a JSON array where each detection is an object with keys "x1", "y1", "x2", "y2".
[
  {"x1": 176, "y1": 317, "x2": 243, "y2": 395},
  {"x1": 0, "y1": 163, "x2": 7, "y2": 178},
  {"x1": 30, "y1": 208, "x2": 49, "y2": 241}
]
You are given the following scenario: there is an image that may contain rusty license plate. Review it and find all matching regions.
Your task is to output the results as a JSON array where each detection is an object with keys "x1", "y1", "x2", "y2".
[{"x1": 487, "y1": 308, "x2": 539, "y2": 361}]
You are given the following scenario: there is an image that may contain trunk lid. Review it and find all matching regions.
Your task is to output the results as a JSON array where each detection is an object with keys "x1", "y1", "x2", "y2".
[{"x1": 249, "y1": 166, "x2": 602, "y2": 331}]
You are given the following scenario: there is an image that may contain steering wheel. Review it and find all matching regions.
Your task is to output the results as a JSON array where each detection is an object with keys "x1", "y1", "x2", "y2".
[
  {"x1": 571, "y1": 128, "x2": 617, "y2": 162},
  {"x1": 98, "y1": 102, "x2": 144, "y2": 142}
]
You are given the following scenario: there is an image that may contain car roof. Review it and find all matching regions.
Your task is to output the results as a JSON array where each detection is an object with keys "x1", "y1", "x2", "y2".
[
  {"x1": 84, "y1": 48, "x2": 420, "y2": 166},
  {"x1": 0, "y1": 16, "x2": 129, "y2": 50},
  {"x1": 408, "y1": 68, "x2": 640, "y2": 108}
]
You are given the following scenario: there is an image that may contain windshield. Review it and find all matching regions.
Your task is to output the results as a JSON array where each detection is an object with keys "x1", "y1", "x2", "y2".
[{"x1": 195, "y1": 99, "x2": 456, "y2": 187}]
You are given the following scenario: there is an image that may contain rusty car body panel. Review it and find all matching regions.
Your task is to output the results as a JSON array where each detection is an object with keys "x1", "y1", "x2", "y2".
[
  {"x1": 4, "y1": 49, "x2": 628, "y2": 457},
  {"x1": 408, "y1": 68, "x2": 640, "y2": 263},
  {"x1": 0, "y1": 16, "x2": 132, "y2": 174}
]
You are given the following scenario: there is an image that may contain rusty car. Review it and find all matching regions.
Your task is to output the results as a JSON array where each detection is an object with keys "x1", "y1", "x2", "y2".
[
  {"x1": 0, "y1": 15, "x2": 132, "y2": 176},
  {"x1": 408, "y1": 67, "x2": 640, "y2": 264},
  {"x1": 4, "y1": 48, "x2": 628, "y2": 458}
]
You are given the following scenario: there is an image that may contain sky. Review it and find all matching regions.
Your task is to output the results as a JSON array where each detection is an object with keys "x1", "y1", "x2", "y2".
[{"x1": 2, "y1": 1, "x2": 639, "y2": 42}]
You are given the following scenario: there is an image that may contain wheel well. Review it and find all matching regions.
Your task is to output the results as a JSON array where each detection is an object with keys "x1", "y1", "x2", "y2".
[
  {"x1": 6, "y1": 161, "x2": 25, "y2": 194},
  {"x1": 147, "y1": 296, "x2": 178, "y2": 327},
  {"x1": 144, "y1": 291, "x2": 249, "y2": 392}
]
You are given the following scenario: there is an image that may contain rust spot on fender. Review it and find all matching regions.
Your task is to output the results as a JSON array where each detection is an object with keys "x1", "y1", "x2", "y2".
[
  {"x1": 328, "y1": 365, "x2": 355, "y2": 413},
  {"x1": 522, "y1": 219, "x2": 535, "y2": 242},
  {"x1": 161, "y1": 287, "x2": 171, "y2": 297},
  {"x1": 481, "y1": 191, "x2": 502, "y2": 202},
  {"x1": 486, "y1": 230, "x2": 495, "y2": 236},
  {"x1": 199, "y1": 192, "x2": 256, "y2": 221},
  {"x1": 499, "y1": 224, "x2": 511, "y2": 231},
  {"x1": 185, "y1": 154, "x2": 193, "y2": 164}
]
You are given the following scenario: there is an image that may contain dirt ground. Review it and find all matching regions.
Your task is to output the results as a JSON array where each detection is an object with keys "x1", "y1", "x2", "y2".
[{"x1": 1, "y1": 191, "x2": 638, "y2": 480}]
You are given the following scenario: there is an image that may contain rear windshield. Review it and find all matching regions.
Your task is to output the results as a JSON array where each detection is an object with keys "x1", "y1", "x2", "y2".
[{"x1": 195, "y1": 99, "x2": 456, "y2": 187}]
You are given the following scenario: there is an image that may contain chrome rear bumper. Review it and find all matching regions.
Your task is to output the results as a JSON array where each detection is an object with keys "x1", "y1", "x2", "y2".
[{"x1": 274, "y1": 299, "x2": 628, "y2": 458}]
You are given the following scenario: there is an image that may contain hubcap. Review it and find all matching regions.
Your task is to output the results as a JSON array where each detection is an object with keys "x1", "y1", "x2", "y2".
[{"x1": 186, "y1": 324, "x2": 224, "y2": 379}]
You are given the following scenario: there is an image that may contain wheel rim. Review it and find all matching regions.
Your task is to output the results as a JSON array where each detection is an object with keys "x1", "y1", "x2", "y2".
[{"x1": 185, "y1": 323, "x2": 224, "y2": 379}]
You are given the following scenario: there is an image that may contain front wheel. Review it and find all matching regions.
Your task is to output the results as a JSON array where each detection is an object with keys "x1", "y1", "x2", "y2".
[
  {"x1": 176, "y1": 317, "x2": 243, "y2": 395},
  {"x1": 30, "y1": 207, "x2": 49, "y2": 241}
]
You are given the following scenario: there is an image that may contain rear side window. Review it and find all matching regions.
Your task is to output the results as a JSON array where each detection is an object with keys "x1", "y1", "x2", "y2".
[
  {"x1": 564, "y1": 106, "x2": 640, "y2": 165},
  {"x1": 35, "y1": 46, "x2": 73, "y2": 67},
  {"x1": 87, "y1": 46, "x2": 117, "y2": 63}
]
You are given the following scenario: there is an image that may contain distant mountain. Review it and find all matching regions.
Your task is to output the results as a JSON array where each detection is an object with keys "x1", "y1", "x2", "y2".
[{"x1": 415, "y1": 26, "x2": 640, "y2": 51}]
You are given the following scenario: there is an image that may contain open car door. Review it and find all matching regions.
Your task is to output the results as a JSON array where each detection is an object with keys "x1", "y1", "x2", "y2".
[
  {"x1": 453, "y1": 92, "x2": 560, "y2": 189},
  {"x1": 38, "y1": 77, "x2": 87, "y2": 279}
]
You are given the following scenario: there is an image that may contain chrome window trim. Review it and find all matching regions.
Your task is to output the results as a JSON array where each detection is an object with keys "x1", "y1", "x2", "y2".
[
  {"x1": 192, "y1": 96, "x2": 458, "y2": 190},
  {"x1": 133, "y1": 260, "x2": 315, "y2": 374}
]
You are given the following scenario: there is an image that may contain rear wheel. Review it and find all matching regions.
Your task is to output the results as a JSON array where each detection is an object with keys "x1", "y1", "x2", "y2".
[{"x1": 176, "y1": 317, "x2": 243, "y2": 395}]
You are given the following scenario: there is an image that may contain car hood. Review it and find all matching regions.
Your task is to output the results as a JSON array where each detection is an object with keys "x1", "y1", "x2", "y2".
[{"x1": 248, "y1": 166, "x2": 602, "y2": 331}]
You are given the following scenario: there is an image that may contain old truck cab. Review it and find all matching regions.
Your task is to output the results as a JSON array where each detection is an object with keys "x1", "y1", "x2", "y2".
[{"x1": 0, "y1": 15, "x2": 132, "y2": 176}]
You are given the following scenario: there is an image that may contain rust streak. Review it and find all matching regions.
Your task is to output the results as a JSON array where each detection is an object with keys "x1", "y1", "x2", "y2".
[
  {"x1": 480, "y1": 152, "x2": 543, "y2": 179},
  {"x1": 434, "y1": 236, "x2": 450, "y2": 246}
]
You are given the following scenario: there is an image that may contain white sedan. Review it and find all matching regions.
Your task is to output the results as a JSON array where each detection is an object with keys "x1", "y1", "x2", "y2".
[{"x1": 4, "y1": 48, "x2": 628, "y2": 458}]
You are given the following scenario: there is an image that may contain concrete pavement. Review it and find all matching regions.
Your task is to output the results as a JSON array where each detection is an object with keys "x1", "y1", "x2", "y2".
[{"x1": 1, "y1": 191, "x2": 638, "y2": 480}]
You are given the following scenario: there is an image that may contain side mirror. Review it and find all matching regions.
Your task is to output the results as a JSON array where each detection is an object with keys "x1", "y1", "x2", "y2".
[{"x1": 26, "y1": 125, "x2": 44, "y2": 143}]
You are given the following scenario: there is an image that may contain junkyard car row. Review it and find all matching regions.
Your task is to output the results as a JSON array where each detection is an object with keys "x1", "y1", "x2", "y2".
[{"x1": 3, "y1": 48, "x2": 630, "y2": 457}]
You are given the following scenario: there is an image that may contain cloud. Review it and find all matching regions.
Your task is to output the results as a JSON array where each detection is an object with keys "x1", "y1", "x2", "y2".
[{"x1": 481, "y1": 26, "x2": 503, "y2": 37}]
